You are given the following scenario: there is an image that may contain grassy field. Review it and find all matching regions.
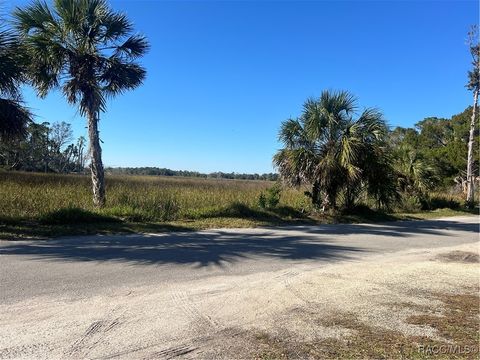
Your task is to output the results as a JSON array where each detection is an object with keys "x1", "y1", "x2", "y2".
[{"x1": 0, "y1": 171, "x2": 476, "y2": 238}]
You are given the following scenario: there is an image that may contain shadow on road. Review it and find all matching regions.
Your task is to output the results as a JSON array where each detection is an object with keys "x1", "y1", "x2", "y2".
[
  {"x1": 0, "y1": 219, "x2": 477, "y2": 267},
  {"x1": 0, "y1": 231, "x2": 364, "y2": 266},
  {"x1": 275, "y1": 219, "x2": 479, "y2": 237}
]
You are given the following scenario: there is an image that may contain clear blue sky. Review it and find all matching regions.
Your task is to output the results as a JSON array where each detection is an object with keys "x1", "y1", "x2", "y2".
[{"x1": 8, "y1": 0, "x2": 479, "y2": 173}]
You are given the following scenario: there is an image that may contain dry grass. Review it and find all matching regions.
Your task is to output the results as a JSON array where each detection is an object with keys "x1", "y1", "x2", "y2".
[
  {"x1": 252, "y1": 292, "x2": 480, "y2": 359},
  {"x1": 0, "y1": 171, "x2": 311, "y2": 220},
  {"x1": 0, "y1": 171, "x2": 475, "y2": 238},
  {"x1": 435, "y1": 251, "x2": 480, "y2": 264}
]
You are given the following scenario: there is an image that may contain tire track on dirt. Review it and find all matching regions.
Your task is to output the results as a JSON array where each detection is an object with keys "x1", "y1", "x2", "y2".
[
  {"x1": 278, "y1": 269, "x2": 317, "y2": 306},
  {"x1": 66, "y1": 316, "x2": 122, "y2": 358},
  {"x1": 145, "y1": 344, "x2": 198, "y2": 360},
  {"x1": 170, "y1": 290, "x2": 220, "y2": 333}
]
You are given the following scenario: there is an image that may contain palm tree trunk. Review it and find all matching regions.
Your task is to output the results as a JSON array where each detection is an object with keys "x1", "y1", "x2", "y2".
[
  {"x1": 466, "y1": 88, "x2": 478, "y2": 206},
  {"x1": 87, "y1": 110, "x2": 106, "y2": 207}
]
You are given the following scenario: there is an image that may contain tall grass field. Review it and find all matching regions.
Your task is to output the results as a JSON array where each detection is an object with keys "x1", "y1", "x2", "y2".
[
  {"x1": 0, "y1": 171, "x2": 473, "y2": 238},
  {"x1": 0, "y1": 171, "x2": 310, "y2": 222}
]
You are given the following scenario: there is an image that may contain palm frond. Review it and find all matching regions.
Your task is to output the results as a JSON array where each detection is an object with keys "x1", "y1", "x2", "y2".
[
  {"x1": 101, "y1": 58, "x2": 146, "y2": 97},
  {"x1": 278, "y1": 118, "x2": 303, "y2": 148},
  {"x1": 101, "y1": 12, "x2": 132, "y2": 41},
  {"x1": 13, "y1": 0, "x2": 57, "y2": 35},
  {"x1": 0, "y1": 29, "x2": 25, "y2": 98},
  {"x1": 0, "y1": 98, "x2": 32, "y2": 140},
  {"x1": 15, "y1": 0, "x2": 149, "y2": 114},
  {"x1": 114, "y1": 34, "x2": 149, "y2": 59},
  {"x1": 356, "y1": 107, "x2": 387, "y2": 141}
]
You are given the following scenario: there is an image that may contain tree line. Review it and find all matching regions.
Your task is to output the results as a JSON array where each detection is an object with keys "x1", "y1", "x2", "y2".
[
  {"x1": 1, "y1": 104, "x2": 474, "y2": 189},
  {"x1": 106, "y1": 167, "x2": 279, "y2": 181},
  {"x1": 0, "y1": 120, "x2": 278, "y2": 180}
]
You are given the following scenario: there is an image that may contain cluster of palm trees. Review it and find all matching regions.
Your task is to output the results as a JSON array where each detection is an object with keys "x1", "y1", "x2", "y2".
[
  {"x1": 273, "y1": 90, "x2": 437, "y2": 212},
  {"x1": 1, "y1": 0, "x2": 148, "y2": 207}
]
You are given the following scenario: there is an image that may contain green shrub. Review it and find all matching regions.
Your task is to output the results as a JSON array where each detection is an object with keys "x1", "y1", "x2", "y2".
[
  {"x1": 398, "y1": 195, "x2": 423, "y2": 213},
  {"x1": 258, "y1": 184, "x2": 281, "y2": 209},
  {"x1": 258, "y1": 193, "x2": 267, "y2": 209}
]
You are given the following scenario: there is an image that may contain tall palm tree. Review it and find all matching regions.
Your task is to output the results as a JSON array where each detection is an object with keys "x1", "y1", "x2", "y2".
[
  {"x1": 274, "y1": 90, "x2": 396, "y2": 211},
  {"x1": 0, "y1": 21, "x2": 32, "y2": 141},
  {"x1": 14, "y1": 0, "x2": 149, "y2": 207}
]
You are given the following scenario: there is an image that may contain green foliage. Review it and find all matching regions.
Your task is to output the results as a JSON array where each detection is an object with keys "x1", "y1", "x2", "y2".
[
  {"x1": 258, "y1": 184, "x2": 281, "y2": 209},
  {"x1": 14, "y1": 0, "x2": 150, "y2": 207},
  {"x1": 422, "y1": 195, "x2": 461, "y2": 211},
  {"x1": 258, "y1": 193, "x2": 266, "y2": 209},
  {"x1": 0, "y1": 172, "x2": 475, "y2": 238},
  {"x1": 391, "y1": 107, "x2": 479, "y2": 186},
  {"x1": 0, "y1": 17, "x2": 32, "y2": 140},
  {"x1": 396, "y1": 192, "x2": 465, "y2": 213},
  {"x1": 0, "y1": 121, "x2": 86, "y2": 172},
  {"x1": 393, "y1": 145, "x2": 438, "y2": 195},
  {"x1": 14, "y1": 0, "x2": 149, "y2": 115},
  {"x1": 397, "y1": 194, "x2": 423, "y2": 213},
  {"x1": 274, "y1": 90, "x2": 397, "y2": 211}
]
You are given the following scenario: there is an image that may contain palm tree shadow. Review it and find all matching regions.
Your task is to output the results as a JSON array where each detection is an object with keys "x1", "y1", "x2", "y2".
[
  {"x1": 0, "y1": 231, "x2": 364, "y2": 267},
  {"x1": 1, "y1": 218, "x2": 477, "y2": 267},
  {"x1": 278, "y1": 219, "x2": 479, "y2": 237}
]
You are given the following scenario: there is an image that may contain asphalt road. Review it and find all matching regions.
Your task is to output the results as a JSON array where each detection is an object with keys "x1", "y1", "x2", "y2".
[{"x1": 1, "y1": 216, "x2": 478, "y2": 303}]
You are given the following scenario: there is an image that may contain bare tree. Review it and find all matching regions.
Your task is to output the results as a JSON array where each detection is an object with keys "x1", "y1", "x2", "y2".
[
  {"x1": 50, "y1": 122, "x2": 73, "y2": 152},
  {"x1": 466, "y1": 25, "x2": 479, "y2": 206},
  {"x1": 74, "y1": 136, "x2": 87, "y2": 173}
]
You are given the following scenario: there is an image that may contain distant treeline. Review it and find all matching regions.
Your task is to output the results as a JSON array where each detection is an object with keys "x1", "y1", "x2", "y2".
[{"x1": 105, "y1": 167, "x2": 279, "y2": 181}]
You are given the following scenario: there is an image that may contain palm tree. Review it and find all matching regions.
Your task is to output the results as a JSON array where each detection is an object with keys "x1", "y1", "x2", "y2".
[
  {"x1": 273, "y1": 90, "x2": 396, "y2": 211},
  {"x1": 393, "y1": 145, "x2": 437, "y2": 196},
  {"x1": 14, "y1": 0, "x2": 149, "y2": 207},
  {"x1": 0, "y1": 20, "x2": 32, "y2": 141}
]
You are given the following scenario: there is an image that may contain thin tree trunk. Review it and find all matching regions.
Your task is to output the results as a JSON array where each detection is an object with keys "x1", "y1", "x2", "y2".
[
  {"x1": 87, "y1": 111, "x2": 106, "y2": 207},
  {"x1": 466, "y1": 89, "x2": 478, "y2": 206},
  {"x1": 311, "y1": 181, "x2": 320, "y2": 206}
]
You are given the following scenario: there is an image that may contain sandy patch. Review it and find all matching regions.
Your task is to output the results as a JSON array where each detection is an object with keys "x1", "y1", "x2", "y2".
[{"x1": 1, "y1": 242, "x2": 479, "y2": 359}]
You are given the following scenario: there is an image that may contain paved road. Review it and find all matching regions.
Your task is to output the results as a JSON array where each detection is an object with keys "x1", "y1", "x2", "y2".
[
  {"x1": 1, "y1": 216, "x2": 478, "y2": 303},
  {"x1": 0, "y1": 216, "x2": 478, "y2": 359}
]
